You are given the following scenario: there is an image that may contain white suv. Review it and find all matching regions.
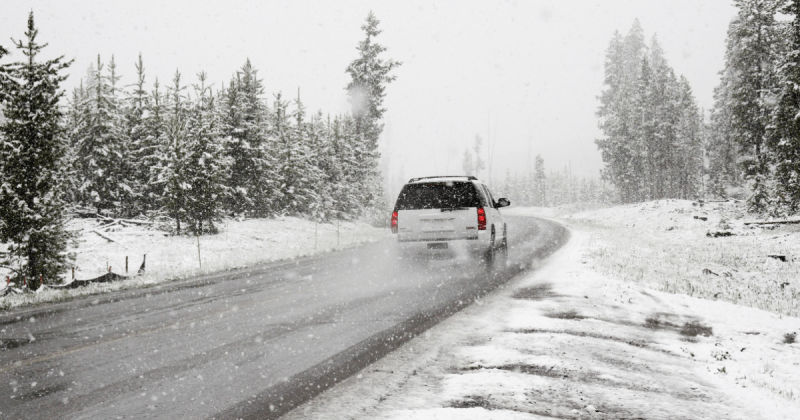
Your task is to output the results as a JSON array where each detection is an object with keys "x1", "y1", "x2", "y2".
[{"x1": 391, "y1": 176, "x2": 510, "y2": 265}]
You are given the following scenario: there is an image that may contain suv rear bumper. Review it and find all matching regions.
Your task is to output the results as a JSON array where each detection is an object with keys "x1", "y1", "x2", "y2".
[
  {"x1": 396, "y1": 235, "x2": 479, "y2": 242},
  {"x1": 397, "y1": 229, "x2": 488, "y2": 243},
  {"x1": 395, "y1": 234, "x2": 491, "y2": 259}
]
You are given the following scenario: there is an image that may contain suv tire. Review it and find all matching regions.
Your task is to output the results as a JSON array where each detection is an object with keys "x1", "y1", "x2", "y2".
[{"x1": 484, "y1": 226, "x2": 497, "y2": 266}]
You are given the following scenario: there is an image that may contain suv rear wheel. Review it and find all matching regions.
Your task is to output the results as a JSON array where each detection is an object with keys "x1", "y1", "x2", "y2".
[
  {"x1": 483, "y1": 226, "x2": 509, "y2": 272},
  {"x1": 484, "y1": 226, "x2": 497, "y2": 266},
  {"x1": 497, "y1": 237, "x2": 508, "y2": 267}
]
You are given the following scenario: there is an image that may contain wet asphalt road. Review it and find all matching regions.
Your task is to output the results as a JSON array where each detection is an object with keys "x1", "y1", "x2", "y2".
[{"x1": 0, "y1": 215, "x2": 567, "y2": 419}]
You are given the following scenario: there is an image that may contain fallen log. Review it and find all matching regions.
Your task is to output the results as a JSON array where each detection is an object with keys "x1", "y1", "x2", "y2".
[
  {"x1": 743, "y1": 219, "x2": 800, "y2": 226},
  {"x1": 109, "y1": 231, "x2": 168, "y2": 236},
  {"x1": 56, "y1": 272, "x2": 128, "y2": 289},
  {"x1": 91, "y1": 230, "x2": 117, "y2": 243},
  {"x1": 120, "y1": 219, "x2": 154, "y2": 225}
]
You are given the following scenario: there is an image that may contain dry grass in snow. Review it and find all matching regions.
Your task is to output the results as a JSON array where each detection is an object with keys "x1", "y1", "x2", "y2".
[{"x1": 551, "y1": 200, "x2": 800, "y2": 318}]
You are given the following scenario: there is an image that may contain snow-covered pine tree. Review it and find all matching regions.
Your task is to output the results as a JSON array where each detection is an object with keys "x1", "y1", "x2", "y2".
[
  {"x1": 473, "y1": 135, "x2": 485, "y2": 178},
  {"x1": 707, "y1": 70, "x2": 742, "y2": 198},
  {"x1": 645, "y1": 37, "x2": 680, "y2": 200},
  {"x1": 534, "y1": 154, "x2": 546, "y2": 206},
  {"x1": 724, "y1": 0, "x2": 786, "y2": 212},
  {"x1": 630, "y1": 55, "x2": 652, "y2": 201},
  {"x1": 269, "y1": 93, "x2": 321, "y2": 216},
  {"x1": 74, "y1": 55, "x2": 132, "y2": 215},
  {"x1": 154, "y1": 70, "x2": 190, "y2": 234},
  {"x1": 674, "y1": 76, "x2": 704, "y2": 199},
  {"x1": 63, "y1": 81, "x2": 88, "y2": 205},
  {"x1": 124, "y1": 53, "x2": 155, "y2": 215},
  {"x1": 598, "y1": 21, "x2": 705, "y2": 204},
  {"x1": 327, "y1": 114, "x2": 361, "y2": 219},
  {"x1": 182, "y1": 72, "x2": 231, "y2": 233},
  {"x1": 462, "y1": 149, "x2": 474, "y2": 176},
  {"x1": 290, "y1": 94, "x2": 322, "y2": 215},
  {"x1": 345, "y1": 12, "x2": 401, "y2": 211},
  {"x1": 770, "y1": 0, "x2": 800, "y2": 213},
  {"x1": 596, "y1": 29, "x2": 638, "y2": 203},
  {"x1": 221, "y1": 60, "x2": 275, "y2": 217},
  {"x1": 346, "y1": 12, "x2": 401, "y2": 150},
  {"x1": 0, "y1": 12, "x2": 75, "y2": 285},
  {"x1": 108, "y1": 55, "x2": 138, "y2": 215},
  {"x1": 623, "y1": 21, "x2": 648, "y2": 202},
  {"x1": 305, "y1": 111, "x2": 334, "y2": 221},
  {"x1": 143, "y1": 78, "x2": 167, "y2": 211},
  {"x1": 0, "y1": 44, "x2": 8, "y2": 102}
]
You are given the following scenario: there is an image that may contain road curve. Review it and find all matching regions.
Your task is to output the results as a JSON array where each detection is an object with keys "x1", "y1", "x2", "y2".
[{"x1": 0, "y1": 215, "x2": 568, "y2": 419}]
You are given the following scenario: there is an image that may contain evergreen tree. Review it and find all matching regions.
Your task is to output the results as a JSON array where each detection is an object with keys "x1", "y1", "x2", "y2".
[
  {"x1": 153, "y1": 70, "x2": 190, "y2": 234},
  {"x1": 270, "y1": 93, "x2": 321, "y2": 216},
  {"x1": 534, "y1": 154, "x2": 546, "y2": 206},
  {"x1": 462, "y1": 148, "x2": 474, "y2": 175},
  {"x1": 182, "y1": 73, "x2": 231, "y2": 233},
  {"x1": 770, "y1": 0, "x2": 800, "y2": 213},
  {"x1": 125, "y1": 53, "x2": 155, "y2": 214},
  {"x1": 0, "y1": 45, "x2": 9, "y2": 102},
  {"x1": 707, "y1": 68, "x2": 742, "y2": 198},
  {"x1": 143, "y1": 77, "x2": 167, "y2": 211},
  {"x1": 674, "y1": 76, "x2": 704, "y2": 199},
  {"x1": 221, "y1": 60, "x2": 275, "y2": 216},
  {"x1": 597, "y1": 21, "x2": 705, "y2": 203},
  {"x1": 725, "y1": 0, "x2": 786, "y2": 212},
  {"x1": 596, "y1": 29, "x2": 639, "y2": 203},
  {"x1": 327, "y1": 114, "x2": 361, "y2": 219},
  {"x1": 0, "y1": 12, "x2": 74, "y2": 285},
  {"x1": 631, "y1": 55, "x2": 653, "y2": 200},
  {"x1": 345, "y1": 12, "x2": 401, "y2": 210},
  {"x1": 74, "y1": 55, "x2": 131, "y2": 215},
  {"x1": 346, "y1": 12, "x2": 401, "y2": 149},
  {"x1": 64, "y1": 81, "x2": 88, "y2": 205},
  {"x1": 306, "y1": 111, "x2": 335, "y2": 221},
  {"x1": 472, "y1": 135, "x2": 485, "y2": 177}
]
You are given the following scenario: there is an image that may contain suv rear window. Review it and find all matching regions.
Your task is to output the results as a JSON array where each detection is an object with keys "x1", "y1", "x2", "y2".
[{"x1": 394, "y1": 182, "x2": 481, "y2": 210}]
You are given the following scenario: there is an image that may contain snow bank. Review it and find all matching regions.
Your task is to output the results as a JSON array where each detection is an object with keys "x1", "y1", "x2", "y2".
[{"x1": 0, "y1": 217, "x2": 388, "y2": 310}]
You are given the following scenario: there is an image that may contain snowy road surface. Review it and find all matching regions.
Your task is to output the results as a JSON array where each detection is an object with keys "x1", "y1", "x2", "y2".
[{"x1": 0, "y1": 215, "x2": 567, "y2": 419}]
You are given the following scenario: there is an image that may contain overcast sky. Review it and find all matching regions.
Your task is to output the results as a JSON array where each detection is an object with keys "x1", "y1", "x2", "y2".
[{"x1": 2, "y1": 0, "x2": 738, "y2": 193}]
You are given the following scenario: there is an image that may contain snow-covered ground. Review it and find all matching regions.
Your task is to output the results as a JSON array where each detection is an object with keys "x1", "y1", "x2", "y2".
[
  {"x1": 0, "y1": 217, "x2": 387, "y2": 310},
  {"x1": 285, "y1": 201, "x2": 800, "y2": 419},
  {"x1": 562, "y1": 199, "x2": 800, "y2": 318}
]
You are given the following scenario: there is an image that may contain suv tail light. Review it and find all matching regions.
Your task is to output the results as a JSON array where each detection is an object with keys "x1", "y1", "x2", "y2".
[
  {"x1": 477, "y1": 207, "x2": 486, "y2": 230},
  {"x1": 391, "y1": 211, "x2": 398, "y2": 233}
]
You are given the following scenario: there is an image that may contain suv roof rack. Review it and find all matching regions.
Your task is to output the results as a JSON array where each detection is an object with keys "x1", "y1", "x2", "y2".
[{"x1": 408, "y1": 175, "x2": 478, "y2": 183}]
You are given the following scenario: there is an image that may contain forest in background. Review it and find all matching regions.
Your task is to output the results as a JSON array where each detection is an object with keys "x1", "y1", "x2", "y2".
[
  {"x1": 588, "y1": 0, "x2": 800, "y2": 216},
  {"x1": 504, "y1": 0, "x2": 800, "y2": 215},
  {"x1": 496, "y1": 19, "x2": 706, "y2": 209}
]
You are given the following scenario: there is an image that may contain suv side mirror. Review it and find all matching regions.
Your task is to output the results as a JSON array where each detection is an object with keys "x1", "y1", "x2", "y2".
[{"x1": 496, "y1": 198, "x2": 510, "y2": 208}]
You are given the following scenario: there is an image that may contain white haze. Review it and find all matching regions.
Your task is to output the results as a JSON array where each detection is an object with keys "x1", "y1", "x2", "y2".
[{"x1": 2, "y1": 0, "x2": 737, "y2": 197}]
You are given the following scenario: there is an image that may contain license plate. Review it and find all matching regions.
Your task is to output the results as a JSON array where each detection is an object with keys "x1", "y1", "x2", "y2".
[{"x1": 427, "y1": 243, "x2": 448, "y2": 249}]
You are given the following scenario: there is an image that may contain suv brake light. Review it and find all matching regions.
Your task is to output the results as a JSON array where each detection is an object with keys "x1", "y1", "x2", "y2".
[
  {"x1": 477, "y1": 207, "x2": 486, "y2": 230},
  {"x1": 391, "y1": 211, "x2": 398, "y2": 233}
]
